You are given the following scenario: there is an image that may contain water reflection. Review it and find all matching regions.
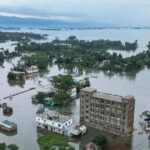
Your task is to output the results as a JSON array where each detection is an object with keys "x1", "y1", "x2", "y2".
[
  {"x1": 7, "y1": 79, "x2": 25, "y2": 88},
  {"x1": 0, "y1": 130, "x2": 18, "y2": 137}
]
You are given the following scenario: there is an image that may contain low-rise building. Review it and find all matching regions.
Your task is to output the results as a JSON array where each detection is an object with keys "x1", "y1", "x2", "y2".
[
  {"x1": 25, "y1": 66, "x2": 39, "y2": 74},
  {"x1": 80, "y1": 87, "x2": 135, "y2": 136},
  {"x1": 36, "y1": 110, "x2": 73, "y2": 135},
  {"x1": 0, "y1": 120, "x2": 17, "y2": 132}
]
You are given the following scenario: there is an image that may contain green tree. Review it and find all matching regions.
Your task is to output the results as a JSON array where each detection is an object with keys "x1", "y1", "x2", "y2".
[
  {"x1": 0, "y1": 143, "x2": 6, "y2": 150},
  {"x1": 7, "y1": 144, "x2": 19, "y2": 150},
  {"x1": 84, "y1": 77, "x2": 90, "y2": 87},
  {"x1": 52, "y1": 74, "x2": 73, "y2": 92},
  {"x1": 93, "y1": 134, "x2": 108, "y2": 150},
  {"x1": 25, "y1": 54, "x2": 49, "y2": 70},
  {"x1": 53, "y1": 92, "x2": 71, "y2": 104},
  {"x1": 36, "y1": 92, "x2": 45, "y2": 104}
]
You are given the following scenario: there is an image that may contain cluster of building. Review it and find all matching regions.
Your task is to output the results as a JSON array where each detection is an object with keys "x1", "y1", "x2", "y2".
[
  {"x1": 36, "y1": 87, "x2": 135, "y2": 137},
  {"x1": 36, "y1": 110, "x2": 86, "y2": 137}
]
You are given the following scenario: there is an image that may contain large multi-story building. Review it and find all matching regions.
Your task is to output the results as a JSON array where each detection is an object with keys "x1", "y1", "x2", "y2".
[{"x1": 80, "y1": 87, "x2": 135, "y2": 136}]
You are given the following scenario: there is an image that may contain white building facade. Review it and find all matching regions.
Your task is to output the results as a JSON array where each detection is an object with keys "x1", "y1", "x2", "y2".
[{"x1": 36, "y1": 111, "x2": 73, "y2": 135}]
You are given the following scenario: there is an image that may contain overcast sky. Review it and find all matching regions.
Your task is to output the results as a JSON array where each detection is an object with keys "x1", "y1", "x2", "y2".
[{"x1": 0, "y1": 0, "x2": 149, "y2": 26}]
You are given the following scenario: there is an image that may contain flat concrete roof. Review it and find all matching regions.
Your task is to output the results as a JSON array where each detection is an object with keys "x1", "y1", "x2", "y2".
[
  {"x1": 92, "y1": 92, "x2": 134, "y2": 103},
  {"x1": 81, "y1": 87, "x2": 96, "y2": 93},
  {"x1": 92, "y1": 92, "x2": 123, "y2": 102}
]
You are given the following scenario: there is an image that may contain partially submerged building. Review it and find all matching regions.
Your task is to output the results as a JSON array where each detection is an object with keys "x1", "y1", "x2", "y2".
[
  {"x1": 80, "y1": 87, "x2": 135, "y2": 136},
  {"x1": 36, "y1": 110, "x2": 87, "y2": 137},
  {"x1": 36, "y1": 110, "x2": 73, "y2": 135},
  {"x1": 25, "y1": 66, "x2": 39, "y2": 74},
  {"x1": 3, "y1": 106, "x2": 13, "y2": 115},
  {"x1": 0, "y1": 120, "x2": 17, "y2": 132}
]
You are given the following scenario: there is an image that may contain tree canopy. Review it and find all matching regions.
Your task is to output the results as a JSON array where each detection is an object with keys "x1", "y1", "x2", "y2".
[
  {"x1": 93, "y1": 134, "x2": 108, "y2": 150},
  {"x1": 52, "y1": 74, "x2": 74, "y2": 92}
]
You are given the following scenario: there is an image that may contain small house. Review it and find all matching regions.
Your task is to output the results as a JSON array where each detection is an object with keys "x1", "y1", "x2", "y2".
[
  {"x1": 3, "y1": 106, "x2": 13, "y2": 115},
  {"x1": 25, "y1": 66, "x2": 39, "y2": 74},
  {"x1": 0, "y1": 120, "x2": 17, "y2": 132},
  {"x1": 36, "y1": 110, "x2": 73, "y2": 135}
]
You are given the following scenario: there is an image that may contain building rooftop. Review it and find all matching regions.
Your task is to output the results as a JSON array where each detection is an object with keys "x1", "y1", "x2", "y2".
[
  {"x1": 92, "y1": 92, "x2": 134, "y2": 103},
  {"x1": 0, "y1": 120, "x2": 16, "y2": 128},
  {"x1": 81, "y1": 87, "x2": 96, "y2": 93},
  {"x1": 81, "y1": 87, "x2": 134, "y2": 103},
  {"x1": 39, "y1": 110, "x2": 72, "y2": 124}
]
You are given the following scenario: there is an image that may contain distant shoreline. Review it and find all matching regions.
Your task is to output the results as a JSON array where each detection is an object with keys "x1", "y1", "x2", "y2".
[{"x1": 1, "y1": 26, "x2": 150, "y2": 31}]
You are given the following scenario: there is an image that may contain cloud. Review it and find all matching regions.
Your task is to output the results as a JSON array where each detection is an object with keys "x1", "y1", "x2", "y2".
[
  {"x1": 0, "y1": 12, "x2": 80, "y2": 22},
  {"x1": 0, "y1": 0, "x2": 150, "y2": 26}
]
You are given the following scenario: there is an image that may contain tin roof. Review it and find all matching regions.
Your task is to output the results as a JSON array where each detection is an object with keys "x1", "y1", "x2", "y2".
[{"x1": 0, "y1": 120, "x2": 16, "y2": 128}]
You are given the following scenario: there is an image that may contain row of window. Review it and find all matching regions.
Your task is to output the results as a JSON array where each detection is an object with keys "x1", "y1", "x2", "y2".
[
  {"x1": 89, "y1": 120, "x2": 125, "y2": 132},
  {"x1": 83, "y1": 110, "x2": 125, "y2": 119}
]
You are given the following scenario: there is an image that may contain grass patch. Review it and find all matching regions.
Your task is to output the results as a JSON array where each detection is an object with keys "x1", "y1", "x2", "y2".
[{"x1": 37, "y1": 132, "x2": 74, "y2": 150}]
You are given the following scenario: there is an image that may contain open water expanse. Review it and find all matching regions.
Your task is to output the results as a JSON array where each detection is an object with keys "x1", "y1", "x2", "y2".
[{"x1": 0, "y1": 28, "x2": 150, "y2": 150}]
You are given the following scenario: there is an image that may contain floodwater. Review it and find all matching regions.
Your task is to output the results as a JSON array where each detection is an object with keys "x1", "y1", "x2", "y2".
[{"x1": 0, "y1": 28, "x2": 150, "y2": 150}]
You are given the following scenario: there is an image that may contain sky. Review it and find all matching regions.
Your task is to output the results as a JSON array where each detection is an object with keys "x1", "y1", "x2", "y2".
[{"x1": 0, "y1": 0, "x2": 150, "y2": 26}]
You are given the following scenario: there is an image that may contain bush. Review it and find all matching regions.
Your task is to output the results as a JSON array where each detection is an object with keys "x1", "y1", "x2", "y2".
[
  {"x1": 37, "y1": 132, "x2": 74, "y2": 150},
  {"x1": 93, "y1": 134, "x2": 108, "y2": 150},
  {"x1": 35, "y1": 92, "x2": 45, "y2": 104}
]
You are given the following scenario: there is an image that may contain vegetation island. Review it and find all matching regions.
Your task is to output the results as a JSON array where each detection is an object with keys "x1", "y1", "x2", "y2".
[
  {"x1": 0, "y1": 31, "x2": 47, "y2": 43},
  {"x1": 0, "y1": 143, "x2": 19, "y2": 150},
  {"x1": 13, "y1": 36, "x2": 150, "y2": 74}
]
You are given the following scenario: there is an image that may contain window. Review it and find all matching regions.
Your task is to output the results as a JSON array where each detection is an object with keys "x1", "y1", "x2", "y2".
[{"x1": 101, "y1": 99, "x2": 104, "y2": 103}]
